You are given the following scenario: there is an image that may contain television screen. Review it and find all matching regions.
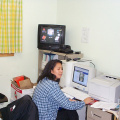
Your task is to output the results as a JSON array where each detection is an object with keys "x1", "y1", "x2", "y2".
[
  {"x1": 37, "y1": 24, "x2": 66, "y2": 50},
  {"x1": 40, "y1": 27, "x2": 63, "y2": 44}
]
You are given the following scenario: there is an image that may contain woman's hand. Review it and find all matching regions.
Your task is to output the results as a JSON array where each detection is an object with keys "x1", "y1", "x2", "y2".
[
  {"x1": 69, "y1": 98, "x2": 76, "y2": 101},
  {"x1": 83, "y1": 97, "x2": 94, "y2": 104}
]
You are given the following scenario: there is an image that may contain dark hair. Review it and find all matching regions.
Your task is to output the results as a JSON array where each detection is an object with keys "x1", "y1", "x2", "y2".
[{"x1": 37, "y1": 59, "x2": 62, "y2": 83}]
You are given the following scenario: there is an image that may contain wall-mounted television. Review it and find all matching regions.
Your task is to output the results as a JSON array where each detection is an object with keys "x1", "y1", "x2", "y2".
[{"x1": 37, "y1": 24, "x2": 66, "y2": 50}]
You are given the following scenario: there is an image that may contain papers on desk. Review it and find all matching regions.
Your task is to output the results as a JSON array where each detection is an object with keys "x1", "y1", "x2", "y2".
[
  {"x1": 107, "y1": 109, "x2": 119, "y2": 119},
  {"x1": 91, "y1": 101, "x2": 118, "y2": 110},
  {"x1": 91, "y1": 101, "x2": 119, "y2": 118}
]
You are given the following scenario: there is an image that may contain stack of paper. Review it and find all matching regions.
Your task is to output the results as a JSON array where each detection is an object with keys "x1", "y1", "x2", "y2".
[
  {"x1": 91, "y1": 101, "x2": 119, "y2": 118},
  {"x1": 91, "y1": 101, "x2": 118, "y2": 110}
]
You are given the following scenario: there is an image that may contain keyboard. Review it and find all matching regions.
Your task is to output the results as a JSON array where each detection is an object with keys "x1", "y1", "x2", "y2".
[{"x1": 61, "y1": 87, "x2": 90, "y2": 101}]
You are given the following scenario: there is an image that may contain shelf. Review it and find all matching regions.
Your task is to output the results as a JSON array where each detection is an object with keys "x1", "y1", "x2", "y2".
[
  {"x1": 39, "y1": 49, "x2": 83, "y2": 59},
  {"x1": 38, "y1": 49, "x2": 83, "y2": 76}
]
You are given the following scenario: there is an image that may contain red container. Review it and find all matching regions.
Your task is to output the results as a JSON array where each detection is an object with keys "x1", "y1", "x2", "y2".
[{"x1": 14, "y1": 76, "x2": 24, "y2": 87}]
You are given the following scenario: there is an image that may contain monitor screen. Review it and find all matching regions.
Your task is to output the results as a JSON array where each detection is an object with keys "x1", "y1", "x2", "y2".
[
  {"x1": 40, "y1": 27, "x2": 63, "y2": 44},
  {"x1": 72, "y1": 66, "x2": 89, "y2": 87},
  {"x1": 70, "y1": 63, "x2": 96, "y2": 92}
]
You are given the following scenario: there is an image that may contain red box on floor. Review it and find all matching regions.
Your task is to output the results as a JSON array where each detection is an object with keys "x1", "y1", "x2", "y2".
[
  {"x1": 13, "y1": 75, "x2": 24, "y2": 87},
  {"x1": 11, "y1": 75, "x2": 37, "y2": 101}
]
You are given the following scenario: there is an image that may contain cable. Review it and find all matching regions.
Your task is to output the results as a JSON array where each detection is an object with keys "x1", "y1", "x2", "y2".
[{"x1": 90, "y1": 62, "x2": 95, "y2": 68}]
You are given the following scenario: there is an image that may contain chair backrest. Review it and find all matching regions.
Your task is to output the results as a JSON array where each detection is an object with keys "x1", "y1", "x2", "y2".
[
  {"x1": 0, "y1": 95, "x2": 39, "y2": 120},
  {"x1": 0, "y1": 93, "x2": 8, "y2": 103}
]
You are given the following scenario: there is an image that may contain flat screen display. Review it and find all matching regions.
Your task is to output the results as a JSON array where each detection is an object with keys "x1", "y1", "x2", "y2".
[{"x1": 72, "y1": 66, "x2": 89, "y2": 87}]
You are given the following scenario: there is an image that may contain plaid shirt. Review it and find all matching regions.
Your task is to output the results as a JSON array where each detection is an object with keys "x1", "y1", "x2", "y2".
[{"x1": 32, "y1": 78, "x2": 85, "y2": 120}]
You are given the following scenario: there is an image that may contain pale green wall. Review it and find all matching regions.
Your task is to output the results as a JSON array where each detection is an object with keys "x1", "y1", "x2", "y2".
[
  {"x1": 0, "y1": 0, "x2": 57, "y2": 105},
  {"x1": 57, "y1": 0, "x2": 120, "y2": 77},
  {"x1": 1, "y1": 0, "x2": 120, "y2": 106}
]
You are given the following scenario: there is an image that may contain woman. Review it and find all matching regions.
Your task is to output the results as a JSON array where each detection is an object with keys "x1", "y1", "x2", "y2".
[{"x1": 32, "y1": 59, "x2": 94, "y2": 120}]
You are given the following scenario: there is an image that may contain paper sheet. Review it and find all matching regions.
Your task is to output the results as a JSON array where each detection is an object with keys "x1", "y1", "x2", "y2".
[{"x1": 91, "y1": 101, "x2": 118, "y2": 110}]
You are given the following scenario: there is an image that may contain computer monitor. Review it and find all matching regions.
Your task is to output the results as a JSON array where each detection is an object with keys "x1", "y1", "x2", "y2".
[
  {"x1": 59, "y1": 61, "x2": 96, "y2": 92},
  {"x1": 70, "y1": 63, "x2": 96, "y2": 93}
]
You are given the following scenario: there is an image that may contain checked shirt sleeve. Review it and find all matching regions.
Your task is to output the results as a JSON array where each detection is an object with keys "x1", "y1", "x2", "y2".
[{"x1": 49, "y1": 83, "x2": 85, "y2": 110}]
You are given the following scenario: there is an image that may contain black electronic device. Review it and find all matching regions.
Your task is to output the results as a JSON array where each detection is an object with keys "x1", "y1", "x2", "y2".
[
  {"x1": 37, "y1": 24, "x2": 66, "y2": 50},
  {"x1": 54, "y1": 45, "x2": 73, "y2": 54},
  {"x1": 74, "y1": 51, "x2": 81, "y2": 54},
  {"x1": 73, "y1": 58, "x2": 81, "y2": 61}
]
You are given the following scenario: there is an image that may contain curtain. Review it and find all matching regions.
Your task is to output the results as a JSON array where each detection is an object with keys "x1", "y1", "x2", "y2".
[{"x1": 0, "y1": 0, "x2": 22, "y2": 53}]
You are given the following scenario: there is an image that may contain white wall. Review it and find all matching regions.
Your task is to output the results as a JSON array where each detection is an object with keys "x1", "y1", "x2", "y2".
[
  {"x1": 0, "y1": 0, "x2": 57, "y2": 104},
  {"x1": 1, "y1": 0, "x2": 120, "y2": 106},
  {"x1": 57, "y1": 0, "x2": 120, "y2": 77}
]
